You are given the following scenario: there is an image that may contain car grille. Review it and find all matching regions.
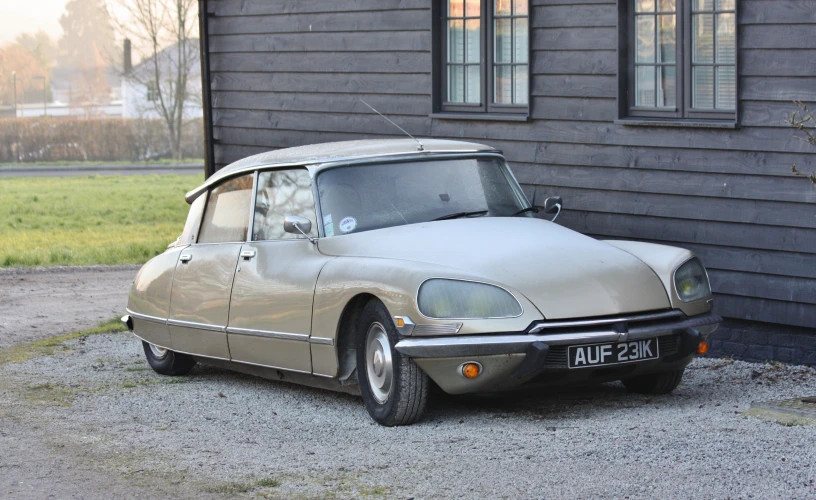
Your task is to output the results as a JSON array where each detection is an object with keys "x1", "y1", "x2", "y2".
[{"x1": 542, "y1": 334, "x2": 681, "y2": 369}]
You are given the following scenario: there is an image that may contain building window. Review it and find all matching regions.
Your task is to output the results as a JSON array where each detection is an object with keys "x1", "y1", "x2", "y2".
[
  {"x1": 146, "y1": 82, "x2": 158, "y2": 102},
  {"x1": 623, "y1": 0, "x2": 737, "y2": 122},
  {"x1": 436, "y1": 0, "x2": 530, "y2": 116}
]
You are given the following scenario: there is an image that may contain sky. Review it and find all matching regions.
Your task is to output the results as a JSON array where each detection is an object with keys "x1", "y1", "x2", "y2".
[{"x1": 0, "y1": 0, "x2": 68, "y2": 45}]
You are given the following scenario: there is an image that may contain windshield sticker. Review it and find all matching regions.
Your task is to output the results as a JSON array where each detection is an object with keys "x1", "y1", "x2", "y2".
[{"x1": 339, "y1": 216, "x2": 357, "y2": 233}]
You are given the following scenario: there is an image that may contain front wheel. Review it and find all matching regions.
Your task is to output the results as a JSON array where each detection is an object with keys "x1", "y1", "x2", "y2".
[
  {"x1": 142, "y1": 341, "x2": 197, "y2": 376},
  {"x1": 356, "y1": 301, "x2": 428, "y2": 426},
  {"x1": 622, "y1": 369, "x2": 684, "y2": 394}
]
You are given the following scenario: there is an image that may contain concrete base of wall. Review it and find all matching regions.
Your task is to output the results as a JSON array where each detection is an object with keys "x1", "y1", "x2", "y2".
[{"x1": 707, "y1": 319, "x2": 816, "y2": 366}]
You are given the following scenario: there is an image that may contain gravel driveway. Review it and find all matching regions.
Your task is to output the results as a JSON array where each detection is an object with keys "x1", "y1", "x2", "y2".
[{"x1": 2, "y1": 329, "x2": 815, "y2": 499}]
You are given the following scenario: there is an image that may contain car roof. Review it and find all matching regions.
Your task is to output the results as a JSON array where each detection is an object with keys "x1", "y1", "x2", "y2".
[{"x1": 185, "y1": 138, "x2": 500, "y2": 203}]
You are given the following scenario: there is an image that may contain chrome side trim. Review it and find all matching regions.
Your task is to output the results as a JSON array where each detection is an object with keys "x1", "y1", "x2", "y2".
[
  {"x1": 226, "y1": 327, "x2": 309, "y2": 341},
  {"x1": 396, "y1": 313, "x2": 723, "y2": 358},
  {"x1": 167, "y1": 318, "x2": 226, "y2": 333},
  {"x1": 393, "y1": 316, "x2": 415, "y2": 336},
  {"x1": 412, "y1": 323, "x2": 464, "y2": 336},
  {"x1": 227, "y1": 357, "x2": 312, "y2": 375},
  {"x1": 126, "y1": 309, "x2": 168, "y2": 325},
  {"x1": 527, "y1": 310, "x2": 684, "y2": 334},
  {"x1": 312, "y1": 372, "x2": 335, "y2": 378},
  {"x1": 309, "y1": 336, "x2": 335, "y2": 346}
]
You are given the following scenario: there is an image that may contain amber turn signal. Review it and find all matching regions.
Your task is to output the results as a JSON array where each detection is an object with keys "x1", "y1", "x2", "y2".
[
  {"x1": 697, "y1": 340, "x2": 709, "y2": 355},
  {"x1": 396, "y1": 317, "x2": 405, "y2": 327},
  {"x1": 460, "y1": 362, "x2": 482, "y2": 379}
]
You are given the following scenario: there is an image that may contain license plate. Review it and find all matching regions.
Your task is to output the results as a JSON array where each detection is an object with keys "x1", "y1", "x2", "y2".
[{"x1": 568, "y1": 339, "x2": 659, "y2": 369}]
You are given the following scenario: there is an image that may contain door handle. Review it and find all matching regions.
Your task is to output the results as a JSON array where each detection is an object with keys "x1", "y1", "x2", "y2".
[
  {"x1": 180, "y1": 254, "x2": 192, "y2": 263},
  {"x1": 240, "y1": 250, "x2": 256, "y2": 260}
]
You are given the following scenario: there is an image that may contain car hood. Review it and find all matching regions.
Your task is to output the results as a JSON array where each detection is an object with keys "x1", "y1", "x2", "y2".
[{"x1": 317, "y1": 217, "x2": 671, "y2": 319}]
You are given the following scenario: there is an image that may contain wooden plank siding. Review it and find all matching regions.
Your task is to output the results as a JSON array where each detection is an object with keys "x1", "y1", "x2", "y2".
[{"x1": 203, "y1": 0, "x2": 816, "y2": 329}]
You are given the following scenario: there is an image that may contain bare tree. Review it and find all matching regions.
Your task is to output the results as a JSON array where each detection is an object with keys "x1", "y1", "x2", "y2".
[
  {"x1": 788, "y1": 100, "x2": 816, "y2": 188},
  {"x1": 111, "y1": 0, "x2": 198, "y2": 160}
]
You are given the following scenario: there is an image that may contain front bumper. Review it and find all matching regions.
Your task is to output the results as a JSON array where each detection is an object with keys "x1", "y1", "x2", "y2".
[{"x1": 394, "y1": 311, "x2": 721, "y2": 394}]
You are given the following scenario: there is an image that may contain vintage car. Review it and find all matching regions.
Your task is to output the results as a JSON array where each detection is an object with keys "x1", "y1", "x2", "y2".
[{"x1": 123, "y1": 138, "x2": 721, "y2": 426}]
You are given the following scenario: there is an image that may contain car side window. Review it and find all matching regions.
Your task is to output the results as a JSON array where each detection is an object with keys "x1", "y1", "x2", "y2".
[
  {"x1": 253, "y1": 169, "x2": 317, "y2": 241},
  {"x1": 197, "y1": 174, "x2": 254, "y2": 244}
]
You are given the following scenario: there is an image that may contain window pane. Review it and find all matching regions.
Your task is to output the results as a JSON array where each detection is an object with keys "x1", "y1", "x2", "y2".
[
  {"x1": 466, "y1": 65, "x2": 481, "y2": 103},
  {"x1": 495, "y1": 18, "x2": 512, "y2": 63},
  {"x1": 635, "y1": 66, "x2": 655, "y2": 107},
  {"x1": 198, "y1": 175, "x2": 253, "y2": 244},
  {"x1": 465, "y1": 0, "x2": 480, "y2": 17},
  {"x1": 494, "y1": 65, "x2": 512, "y2": 103},
  {"x1": 716, "y1": 0, "x2": 735, "y2": 10},
  {"x1": 636, "y1": 16, "x2": 655, "y2": 63},
  {"x1": 658, "y1": 15, "x2": 676, "y2": 63},
  {"x1": 253, "y1": 170, "x2": 316, "y2": 241},
  {"x1": 448, "y1": 66, "x2": 464, "y2": 102},
  {"x1": 716, "y1": 13, "x2": 735, "y2": 64},
  {"x1": 692, "y1": 14, "x2": 714, "y2": 63},
  {"x1": 514, "y1": 18, "x2": 528, "y2": 63},
  {"x1": 658, "y1": 0, "x2": 675, "y2": 11},
  {"x1": 448, "y1": 0, "x2": 463, "y2": 16},
  {"x1": 717, "y1": 66, "x2": 736, "y2": 109},
  {"x1": 466, "y1": 19, "x2": 481, "y2": 63},
  {"x1": 513, "y1": 0, "x2": 528, "y2": 16},
  {"x1": 657, "y1": 65, "x2": 676, "y2": 107},
  {"x1": 693, "y1": 0, "x2": 714, "y2": 11},
  {"x1": 514, "y1": 65, "x2": 528, "y2": 104},
  {"x1": 636, "y1": 0, "x2": 655, "y2": 13},
  {"x1": 449, "y1": 20, "x2": 464, "y2": 63},
  {"x1": 495, "y1": 0, "x2": 511, "y2": 15},
  {"x1": 693, "y1": 66, "x2": 714, "y2": 108}
]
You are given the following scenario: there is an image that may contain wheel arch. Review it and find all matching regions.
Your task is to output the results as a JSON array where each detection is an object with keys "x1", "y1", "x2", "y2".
[{"x1": 335, "y1": 292, "x2": 382, "y2": 384}]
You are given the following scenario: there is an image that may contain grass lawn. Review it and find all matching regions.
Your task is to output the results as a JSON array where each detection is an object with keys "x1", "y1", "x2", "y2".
[
  {"x1": 0, "y1": 175, "x2": 199, "y2": 268},
  {"x1": 0, "y1": 159, "x2": 204, "y2": 167}
]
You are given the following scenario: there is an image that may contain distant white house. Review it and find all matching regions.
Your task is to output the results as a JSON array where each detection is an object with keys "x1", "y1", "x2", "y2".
[{"x1": 122, "y1": 39, "x2": 202, "y2": 120}]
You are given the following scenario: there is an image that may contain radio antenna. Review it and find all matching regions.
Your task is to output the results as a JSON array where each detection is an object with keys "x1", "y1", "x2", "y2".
[{"x1": 360, "y1": 99, "x2": 424, "y2": 151}]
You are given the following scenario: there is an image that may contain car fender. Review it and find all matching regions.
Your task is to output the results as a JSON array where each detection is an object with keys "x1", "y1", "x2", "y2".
[
  {"x1": 309, "y1": 256, "x2": 543, "y2": 377},
  {"x1": 602, "y1": 240, "x2": 712, "y2": 317}
]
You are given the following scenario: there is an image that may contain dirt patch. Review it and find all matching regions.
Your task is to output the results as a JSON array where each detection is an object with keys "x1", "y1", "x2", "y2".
[{"x1": 0, "y1": 265, "x2": 138, "y2": 349}]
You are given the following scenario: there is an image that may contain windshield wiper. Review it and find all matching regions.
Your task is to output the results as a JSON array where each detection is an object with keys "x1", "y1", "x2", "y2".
[
  {"x1": 432, "y1": 210, "x2": 488, "y2": 221},
  {"x1": 510, "y1": 206, "x2": 539, "y2": 217}
]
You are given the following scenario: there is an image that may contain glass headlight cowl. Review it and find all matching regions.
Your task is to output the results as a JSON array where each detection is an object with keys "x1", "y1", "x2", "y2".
[
  {"x1": 417, "y1": 279, "x2": 523, "y2": 319},
  {"x1": 674, "y1": 257, "x2": 711, "y2": 303}
]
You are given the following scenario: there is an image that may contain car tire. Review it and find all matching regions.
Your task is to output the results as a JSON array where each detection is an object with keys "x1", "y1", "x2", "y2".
[
  {"x1": 142, "y1": 341, "x2": 196, "y2": 376},
  {"x1": 356, "y1": 300, "x2": 429, "y2": 426},
  {"x1": 622, "y1": 369, "x2": 684, "y2": 394}
]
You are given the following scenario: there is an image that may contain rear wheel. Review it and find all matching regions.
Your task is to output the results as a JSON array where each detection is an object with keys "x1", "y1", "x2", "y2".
[
  {"x1": 142, "y1": 341, "x2": 196, "y2": 376},
  {"x1": 356, "y1": 300, "x2": 428, "y2": 426},
  {"x1": 622, "y1": 369, "x2": 684, "y2": 394}
]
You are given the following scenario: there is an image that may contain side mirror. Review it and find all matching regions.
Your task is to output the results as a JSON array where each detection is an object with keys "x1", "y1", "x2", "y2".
[
  {"x1": 284, "y1": 215, "x2": 314, "y2": 241},
  {"x1": 543, "y1": 196, "x2": 563, "y2": 222}
]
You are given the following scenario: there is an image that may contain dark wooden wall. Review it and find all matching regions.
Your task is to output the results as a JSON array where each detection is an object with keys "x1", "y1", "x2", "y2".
[{"x1": 203, "y1": 0, "x2": 816, "y2": 329}]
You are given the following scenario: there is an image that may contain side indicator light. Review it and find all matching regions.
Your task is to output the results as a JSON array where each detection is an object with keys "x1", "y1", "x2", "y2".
[
  {"x1": 460, "y1": 362, "x2": 482, "y2": 379},
  {"x1": 396, "y1": 317, "x2": 405, "y2": 328},
  {"x1": 697, "y1": 340, "x2": 709, "y2": 355}
]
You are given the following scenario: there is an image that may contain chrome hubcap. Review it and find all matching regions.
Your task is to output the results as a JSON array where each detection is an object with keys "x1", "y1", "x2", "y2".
[
  {"x1": 365, "y1": 322, "x2": 393, "y2": 404},
  {"x1": 149, "y1": 344, "x2": 168, "y2": 360}
]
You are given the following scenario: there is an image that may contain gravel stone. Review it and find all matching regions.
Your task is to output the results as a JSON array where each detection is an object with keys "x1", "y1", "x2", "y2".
[{"x1": 2, "y1": 332, "x2": 815, "y2": 498}]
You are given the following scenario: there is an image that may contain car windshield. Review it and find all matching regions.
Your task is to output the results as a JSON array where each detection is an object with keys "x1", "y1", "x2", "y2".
[{"x1": 316, "y1": 157, "x2": 530, "y2": 236}]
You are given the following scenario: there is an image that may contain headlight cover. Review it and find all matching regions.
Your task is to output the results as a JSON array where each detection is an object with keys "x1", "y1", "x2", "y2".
[
  {"x1": 673, "y1": 257, "x2": 711, "y2": 303},
  {"x1": 417, "y1": 279, "x2": 523, "y2": 319}
]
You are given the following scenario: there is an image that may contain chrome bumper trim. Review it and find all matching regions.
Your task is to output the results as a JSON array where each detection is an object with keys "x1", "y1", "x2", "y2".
[
  {"x1": 528, "y1": 310, "x2": 684, "y2": 334},
  {"x1": 395, "y1": 313, "x2": 722, "y2": 358}
]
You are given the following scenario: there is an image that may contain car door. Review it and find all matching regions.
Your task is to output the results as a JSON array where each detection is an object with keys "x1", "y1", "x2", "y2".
[
  {"x1": 226, "y1": 168, "x2": 331, "y2": 373},
  {"x1": 167, "y1": 173, "x2": 254, "y2": 359}
]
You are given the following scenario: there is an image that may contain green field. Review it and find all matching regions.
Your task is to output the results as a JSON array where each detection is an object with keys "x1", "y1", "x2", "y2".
[{"x1": 0, "y1": 175, "x2": 200, "y2": 267}]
